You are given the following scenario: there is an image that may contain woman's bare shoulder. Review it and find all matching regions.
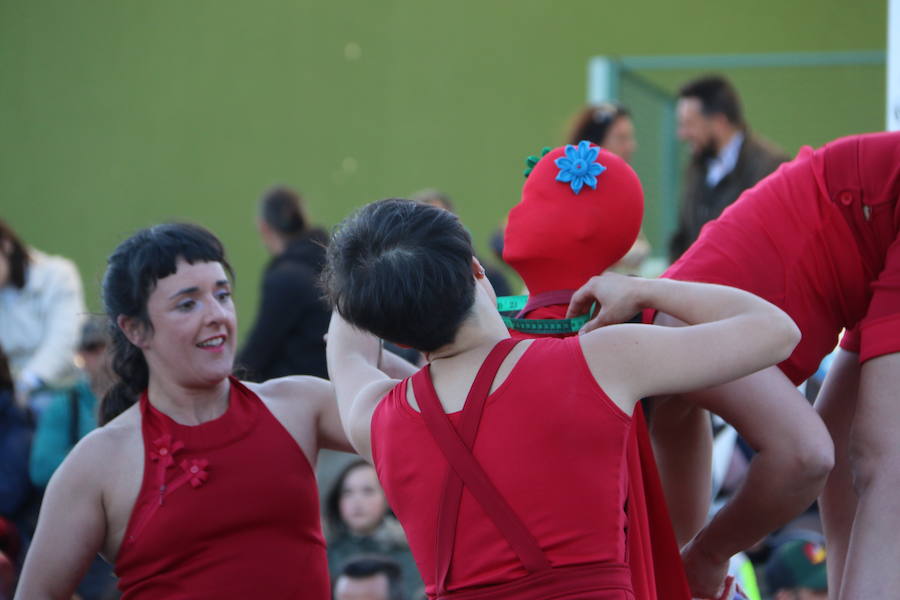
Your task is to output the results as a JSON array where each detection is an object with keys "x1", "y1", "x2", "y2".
[
  {"x1": 63, "y1": 403, "x2": 142, "y2": 478},
  {"x1": 245, "y1": 376, "x2": 333, "y2": 413}
]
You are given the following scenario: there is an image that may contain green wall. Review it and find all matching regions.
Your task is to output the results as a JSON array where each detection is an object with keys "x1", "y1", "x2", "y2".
[{"x1": 0, "y1": 0, "x2": 886, "y2": 335}]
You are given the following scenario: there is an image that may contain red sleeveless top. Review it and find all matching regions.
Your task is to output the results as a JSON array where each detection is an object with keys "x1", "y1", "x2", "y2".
[
  {"x1": 371, "y1": 337, "x2": 633, "y2": 599},
  {"x1": 507, "y1": 302, "x2": 691, "y2": 599},
  {"x1": 115, "y1": 377, "x2": 329, "y2": 599}
]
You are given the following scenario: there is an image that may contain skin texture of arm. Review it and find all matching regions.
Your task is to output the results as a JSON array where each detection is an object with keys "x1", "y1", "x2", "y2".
[
  {"x1": 14, "y1": 429, "x2": 117, "y2": 600},
  {"x1": 325, "y1": 312, "x2": 399, "y2": 461},
  {"x1": 379, "y1": 345, "x2": 419, "y2": 379},
  {"x1": 248, "y1": 375, "x2": 355, "y2": 466},
  {"x1": 569, "y1": 273, "x2": 801, "y2": 409}
]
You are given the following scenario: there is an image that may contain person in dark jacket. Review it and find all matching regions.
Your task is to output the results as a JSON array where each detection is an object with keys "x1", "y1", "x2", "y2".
[
  {"x1": 237, "y1": 186, "x2": 330, "y2": 381},
  {"x1": 669, "y1": 75, "x2": 788, "y2": 261}
]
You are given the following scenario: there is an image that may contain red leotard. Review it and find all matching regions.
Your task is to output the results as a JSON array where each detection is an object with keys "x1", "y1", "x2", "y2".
[
  {"x1": 660, "y1": 132, "x2": 900, "y2": 382},
  {"x1": 115, "y1": 377, "x2": 329, "y2": 599},
  {"x1": 372, "y1": 337, "x2": 643, "y2": 599}
]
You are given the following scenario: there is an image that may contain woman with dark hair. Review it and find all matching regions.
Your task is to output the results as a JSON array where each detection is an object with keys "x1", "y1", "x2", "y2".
[
  {"x1": 567, "y1": 103, "x2": 637, "y2": 164},
  {"x1": 325, "y1": 460, "x2": 422, "y2": 599},
  {"x1": 565, "y1": 104, "x2": 649, "y2": 274},
  {"x1": 15, "y1": 223, "x2": 353, "y2": 599},
  {"x1": 0, "y1": 219, "x2": 85, "y2": 410},
  {"x1": 323, "y1": 191, "x2": 799, "y2": 599}
]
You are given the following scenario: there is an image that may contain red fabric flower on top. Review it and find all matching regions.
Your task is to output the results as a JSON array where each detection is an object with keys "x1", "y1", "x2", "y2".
[
  {"x1": 150, "y1": 434, "x2": 184, "y2": 468},
  {"x1": 180, "y1": 458, "x2": 209, "y2": 488}
]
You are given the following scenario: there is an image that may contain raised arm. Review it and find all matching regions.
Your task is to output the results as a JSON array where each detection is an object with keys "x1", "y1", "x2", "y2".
[
  {"x1": 568, "y1": 273, "x2": 800, "y2": 408},
  {"x1": 325, "y1": 312, "x2": 402, "y2": 460}
]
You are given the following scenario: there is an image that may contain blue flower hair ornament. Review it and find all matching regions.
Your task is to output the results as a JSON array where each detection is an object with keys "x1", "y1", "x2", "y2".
[{"x1": 554, "y1": 140, "x2": 607, "y2": 194}]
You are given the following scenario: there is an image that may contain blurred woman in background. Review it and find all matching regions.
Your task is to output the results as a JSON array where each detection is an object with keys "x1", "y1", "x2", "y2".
[
  {"x1": 326, "y1": 460, "x2": 423, "y2": 599},
  {"x1": 566, "y1": 104, "x2": 650, "y2": 274}
]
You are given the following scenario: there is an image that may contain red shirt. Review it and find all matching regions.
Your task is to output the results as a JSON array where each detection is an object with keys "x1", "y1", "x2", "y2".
[{"x1": 115, "y1": 377, "x2": 329, "y2": 599}]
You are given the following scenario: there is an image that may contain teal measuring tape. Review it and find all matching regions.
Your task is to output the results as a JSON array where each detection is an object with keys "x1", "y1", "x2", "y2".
[{"x1": 497, "y1": 295, "x2": 592, "y2": 334}]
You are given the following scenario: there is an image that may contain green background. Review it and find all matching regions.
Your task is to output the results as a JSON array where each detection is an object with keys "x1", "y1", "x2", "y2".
[{"x1": 0, "y1": 0, "x2": 886, "y2": 336}]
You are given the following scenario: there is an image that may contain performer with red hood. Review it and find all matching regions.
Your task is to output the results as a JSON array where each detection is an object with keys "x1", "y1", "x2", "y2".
[
  {"x1": 324, "y1": 142, "x2": 798, "y2": 600},
  {"x1": 501, "y1": 144, "x2": 693, "y2": 599}
]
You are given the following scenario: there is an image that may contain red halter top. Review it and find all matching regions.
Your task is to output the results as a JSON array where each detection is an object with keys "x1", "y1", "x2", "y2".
[{"x1": 115, "y1": 377, "x2": 330, "y2": 599}]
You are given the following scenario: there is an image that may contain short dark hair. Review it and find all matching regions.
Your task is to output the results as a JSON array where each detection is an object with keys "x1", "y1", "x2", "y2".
[
  {"x1": 259, "y1": 186, "x2": 308, "y2": 237},
  {"x1": 678, "y1": 75, "x2": 745, "y2": 128},
  {"x1": 322, "y1": 199, "x2": 476, "y2": 352},
  {"x1": 99, "y1": 223, "x2": 234, "y2": 425},
  {"x1": 0, "y1": 220, "x2": 30, "y2": 289},
  {"x1": 336, "y1": 555, "x2": 406, "y2": 600},
  {"x1": 567, "y1": 103, "x2": 631, "y2": 146}
]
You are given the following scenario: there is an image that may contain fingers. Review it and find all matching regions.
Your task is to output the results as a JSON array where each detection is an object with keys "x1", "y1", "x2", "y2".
[
  {"x1": 566, "y1": 284, "x2": 596, "y2": 318},
  {"x1": 578, "y1": 307, "x2": 610, "y2": 335}
]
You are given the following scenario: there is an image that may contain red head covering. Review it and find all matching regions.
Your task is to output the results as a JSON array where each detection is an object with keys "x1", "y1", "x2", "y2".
[{"x1": 503, "y1": 142, "x2": 644, "y2": 295}]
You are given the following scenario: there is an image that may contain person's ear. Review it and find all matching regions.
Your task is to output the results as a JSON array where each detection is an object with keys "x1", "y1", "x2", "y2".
[
  {"x1": 117, "y1": 315, "x2": 150, "y2": 349},
  {"x1": 471, "y1": 257, "x2": 486, "y2": 279}
]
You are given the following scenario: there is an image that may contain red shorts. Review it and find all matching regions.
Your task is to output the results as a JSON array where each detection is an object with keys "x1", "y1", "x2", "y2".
[{"x1": 659, "y1": 132, "x2": 900, "y2": 384}]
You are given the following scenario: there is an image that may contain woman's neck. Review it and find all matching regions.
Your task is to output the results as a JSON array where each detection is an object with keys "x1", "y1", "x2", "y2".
[
  {"x1": 425, "y1": 289, "x2": 510, "y2": 363},
  {"x1": 146, "y1": 375, "x2": 231, "y2": 425}
]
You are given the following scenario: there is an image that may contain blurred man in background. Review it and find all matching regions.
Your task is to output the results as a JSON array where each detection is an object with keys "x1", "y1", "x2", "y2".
[
  {"x1": 669, "y1": 75, "x2": 787, "y2": 261},
  {"x1": 238, "y1": 185, "x2": 330, "y2": 381}
]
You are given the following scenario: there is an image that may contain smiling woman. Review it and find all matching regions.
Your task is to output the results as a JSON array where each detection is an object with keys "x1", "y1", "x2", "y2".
[{"x1": 14, "y1": 223, "x2": 354, "y2": 600}]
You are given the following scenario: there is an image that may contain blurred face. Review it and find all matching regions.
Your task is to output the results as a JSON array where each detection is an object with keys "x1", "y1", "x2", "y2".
[
  {"x1": 339, "y1": 464, "x2": 387, "y2": 535},
  {"x1": 78, "y1": 341, "x2": 115, "y2": 398},
  {"x1": 676, "y1": 97, "x2": 716, "y2": 157},
  {"x1": 602, "y1": 116, "x2": 637, "y2": 163},
  {"x1": 333, "y1": 574, "x2": 389, "y2": 600},
  {"x1": 137, "y1": 259, "x2": 236, "y2": 389}
]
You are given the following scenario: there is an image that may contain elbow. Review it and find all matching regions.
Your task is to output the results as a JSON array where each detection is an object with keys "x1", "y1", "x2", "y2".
[
  {"x1": 779, "y1": 316, "x2": 802, "y2": 362},
  {"x1": 767, "y1": 311, "x2": 801, "y2": 364}
]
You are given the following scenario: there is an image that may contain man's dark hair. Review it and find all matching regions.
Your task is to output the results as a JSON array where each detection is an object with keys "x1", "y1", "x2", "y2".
[
  {"x1": 336, "y1": 556, "x2": 406, "y2": 600},
  {"x1": 322, "y1": 199, "x2": 476, "y2": 352},
  {"x1": 0, "y1": 219, "x2": 30, "y2": 289},
  {"x1": 678, "y1": 75, "x2": 745, "y2": 128},
  {"x1": 259, "y1": 186, "x2": 308, "y2": 237}
]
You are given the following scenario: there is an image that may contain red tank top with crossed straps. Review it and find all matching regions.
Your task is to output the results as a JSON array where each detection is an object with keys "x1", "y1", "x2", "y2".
[{"x1": 371, "y1": 337, "x2": 638, "y2": 599}]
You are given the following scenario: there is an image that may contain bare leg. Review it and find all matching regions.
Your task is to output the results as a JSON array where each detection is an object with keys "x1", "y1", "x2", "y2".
[
  {"x1": 838, "y1": 352, "x2": 900, "y2": 598},
  {"x1": 813, "y1": 349, "x2": 860, "y2": 598}
]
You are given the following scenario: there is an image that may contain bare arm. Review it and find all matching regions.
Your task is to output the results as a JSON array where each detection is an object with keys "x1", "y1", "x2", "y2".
[
  {"x1": 568, "y1": 273, "x2": 800, "y2": 408},
  {"x1": 326, "y1": 312, "x2": 401, "y2": 460},
  {"x1": 379, "y1": 344, "x2": 419, "y2": 379},
  {"x1": 15, "y1": 436, "x2": 108, "y2": 600},
  {"x1": 674, "y1": 366, "x2": 832, "y2": 598}
]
